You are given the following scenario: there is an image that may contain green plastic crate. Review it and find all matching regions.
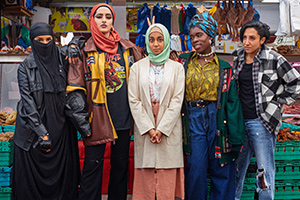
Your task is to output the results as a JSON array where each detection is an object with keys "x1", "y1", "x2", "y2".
[
  {"x1": 275, "y1": 180, "x2": 300, "y2": 200},
  {"x1": 276, "y1": 160, "x2": 300, "y2": 180},
  {"x1": 0, "y1": 141, "x2": 12, "y2": 147},
  {"x1": 275, "y1": 141, "x2": 300, "y2": 160},
  {"x1": 0, "y1": 187, "x2": 12, "y2": 200},
  {"x1": 0, "y1": 167, "x2": 12, "y2": 187},
  {"x1": 0, "y1": 145, "x2": 13, "y2": 167},
  {"x1": 2, "y1": 125, "x2": 15, "y2": 133},
  {"x1": 280, "y1": 120, "x2": 300, "y2": 131},
  {"x1": 241, "y1": 185, "x2": 256, "y2": 200},
  {"x1": 244, "y1": 173, "x2": 256, "y2": 185},
  {"x1": 249, "y1": 157, "x2": 256, "y2": 165}
]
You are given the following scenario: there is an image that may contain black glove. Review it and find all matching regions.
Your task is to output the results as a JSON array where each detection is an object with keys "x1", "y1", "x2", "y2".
[
  {"x1": 67, "y1": 36, "x2": 87, "y2": 58},
  {"x1": 67, "y1": 44, "x2": 81, "y2": 59},
  {"x1": 39, "y1": 133, "x2": 52, "y2": 152}
]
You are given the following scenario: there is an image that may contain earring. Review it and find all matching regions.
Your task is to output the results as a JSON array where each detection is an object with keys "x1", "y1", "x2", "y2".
[
  {"x1": 209, "y1": 40, "x2": 212, "y2": 44},
  {"x1": 111, "y1": 26, "x2": 115, "y2": 31}
]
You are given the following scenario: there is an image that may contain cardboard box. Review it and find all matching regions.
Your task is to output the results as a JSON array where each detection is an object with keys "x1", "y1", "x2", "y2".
[{"x1": 214, "y1": 38, "x2": 242, "y2": 54}]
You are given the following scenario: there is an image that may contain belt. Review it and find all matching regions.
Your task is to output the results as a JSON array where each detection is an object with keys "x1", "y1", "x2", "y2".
[{"x1": 188, "y1": 99, "x2": 214, "y2": 108}]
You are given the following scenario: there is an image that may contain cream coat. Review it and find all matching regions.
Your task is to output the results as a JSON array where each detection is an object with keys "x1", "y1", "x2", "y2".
[{"x1": 128, "y1": 57, "x2": 185, "y2": 169}]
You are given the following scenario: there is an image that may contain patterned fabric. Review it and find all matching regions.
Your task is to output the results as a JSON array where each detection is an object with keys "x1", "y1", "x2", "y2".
[
  {"x1": 222, "y1": 68, "x2": 233, "y2": 92},
  {"x1": 185, "y1": 52, "x2": 219, "y2": 102},
  {"x1": 149, "y1": 62, "x2": 164, "y2": 102},
  {"x1": 233, "y1": 45, "x2": 300, "y2": 135},
  {"x1": 188, "y1": 13, "x2": 218, "y2": 43}
]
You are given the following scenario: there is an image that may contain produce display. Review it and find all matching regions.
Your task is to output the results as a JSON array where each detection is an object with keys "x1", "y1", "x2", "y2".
[
  {"x1": 272, "y1": 45, "x2": 300, "y2": 55},
  {"x1": 0, "y1": 132, "x2": 14, "y2": 142},
  {"x1": 277, "y1": 127, "x2": 300, "y2": 141},
  {"x1": 0, "y1": 111, "x2": 17, "y2": 125},
  {"x1": 283, "y1": 104, "x2": 300, "y2": 114},
  {"x1": 282, "y1": 116, "x2": 300, "y2": 126}
]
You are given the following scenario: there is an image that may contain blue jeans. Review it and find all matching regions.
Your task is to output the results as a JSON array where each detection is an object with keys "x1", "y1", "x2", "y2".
[
  {"x1": 185, "y1": 102, "x2": 236, "y2": 200},
  {"x1": 235, "y1": 118, "x2": 276, "y2": 200}
]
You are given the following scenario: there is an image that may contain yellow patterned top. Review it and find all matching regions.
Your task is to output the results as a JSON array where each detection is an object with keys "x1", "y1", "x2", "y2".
[{"x1": 185, "y1": 52, "x2": 219, "y2": 102}]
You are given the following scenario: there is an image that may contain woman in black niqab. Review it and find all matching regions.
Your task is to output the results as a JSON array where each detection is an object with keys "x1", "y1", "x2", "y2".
[{"x1": 12, "y1": 22, "x2": 80, "y2": 200}]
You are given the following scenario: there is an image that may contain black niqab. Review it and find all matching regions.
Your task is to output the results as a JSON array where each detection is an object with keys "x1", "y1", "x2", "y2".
[{"x1": 30, "y1": 22, "x2": 65, "y2": 93}]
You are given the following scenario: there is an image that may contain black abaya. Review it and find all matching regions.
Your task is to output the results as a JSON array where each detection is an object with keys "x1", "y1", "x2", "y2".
[{"x1": 12, "y1": 22, "x2": 80, "y2": 200}]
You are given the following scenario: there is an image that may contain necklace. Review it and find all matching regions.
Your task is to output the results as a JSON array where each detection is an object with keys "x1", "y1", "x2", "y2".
[{"x1": 197, "y1": 51, "x2": 214, "y2": 62}]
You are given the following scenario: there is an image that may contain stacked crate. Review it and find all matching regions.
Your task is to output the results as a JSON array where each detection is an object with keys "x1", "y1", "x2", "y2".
[
  {"x1": 274, "y1": 140, "x2": 300, "y2": 199},
  {"x1": 206, "y1": 159, "x2": 257, "y2": 200},
  {"x1": 241, "y1": 141, "x2": 300, "y2": 200},
  {"x1": 0, "y1": 125, "x2": 15, "y2": 200},
  {"x1": 240, "y1": 157, "x2": 257, "y2": 200}
]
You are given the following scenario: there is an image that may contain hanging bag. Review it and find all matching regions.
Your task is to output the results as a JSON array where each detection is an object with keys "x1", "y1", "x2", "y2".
[{"x1": 290, "y1": 0, "x2": 300, "y2": 35}]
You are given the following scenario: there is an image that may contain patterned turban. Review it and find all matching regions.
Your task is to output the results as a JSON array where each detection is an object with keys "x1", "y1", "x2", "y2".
[{"x1": 188, "y1": 13, "x2": 218, "y2": 43}]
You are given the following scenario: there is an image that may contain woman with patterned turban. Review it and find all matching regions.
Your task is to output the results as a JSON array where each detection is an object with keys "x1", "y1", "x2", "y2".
[{"x1": 179, "y1": 13, "x2": 245, "y2": 199}]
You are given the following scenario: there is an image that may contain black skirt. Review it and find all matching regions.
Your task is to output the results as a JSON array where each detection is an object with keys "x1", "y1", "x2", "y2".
[{"x1": 12, "y1": 121, "x2": 80, "y2": 200}]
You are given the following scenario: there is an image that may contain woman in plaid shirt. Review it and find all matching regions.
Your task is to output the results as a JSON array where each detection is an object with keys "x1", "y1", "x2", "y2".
[{"x1": 233, "y1": 20, "x2": 300, "y2": 200}]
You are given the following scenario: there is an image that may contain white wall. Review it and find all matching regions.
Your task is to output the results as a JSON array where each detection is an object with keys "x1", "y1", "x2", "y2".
[{"x1": 253, "y1": 2, "x2": 280, "y2": 33}]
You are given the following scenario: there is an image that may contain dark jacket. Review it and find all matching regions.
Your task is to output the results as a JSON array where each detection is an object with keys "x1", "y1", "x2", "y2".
[
  {"x1": 180, "y1": 52, "x2": 245, "y2": 165},
  {"x1": 66, "y1": 38, "x2": 144, "y2": 146},
  {"x1": 14, "y1": 47, "x2": 68, "y2": 151}
]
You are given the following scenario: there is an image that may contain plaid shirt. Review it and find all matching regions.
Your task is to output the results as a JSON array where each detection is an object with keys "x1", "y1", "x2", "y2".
[{"x1": 233, "y1": 45, "x2": 300, "y2": 135}]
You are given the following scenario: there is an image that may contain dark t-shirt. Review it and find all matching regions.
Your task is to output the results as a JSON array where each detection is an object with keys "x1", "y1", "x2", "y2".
[
  {"x1": 238, "y1": 63, "x2": 258, "y2": 119},
  {"x1": 97, "y1": 44, "x2": 132, "y2": 130}
]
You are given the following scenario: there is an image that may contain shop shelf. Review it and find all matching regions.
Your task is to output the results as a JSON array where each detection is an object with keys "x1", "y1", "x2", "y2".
[
  {"x1": 0, "y1": 187, "x2": 12, "y2": 200},
  {"x1": 0, "y1": 167, "x2": 12, "y2": 187},
  {"x1": 276, "y1": 160, "x2": 300, "y2": 180},
  {"x1": 275, "y1": 180, "x2": 300, "y2": 200},
  {"x1": 275, "y1": 141, "x2": 300, "y2": 160},
  {"x1": 0, "y1": 145, "x2": 13, "y2": 167}
]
